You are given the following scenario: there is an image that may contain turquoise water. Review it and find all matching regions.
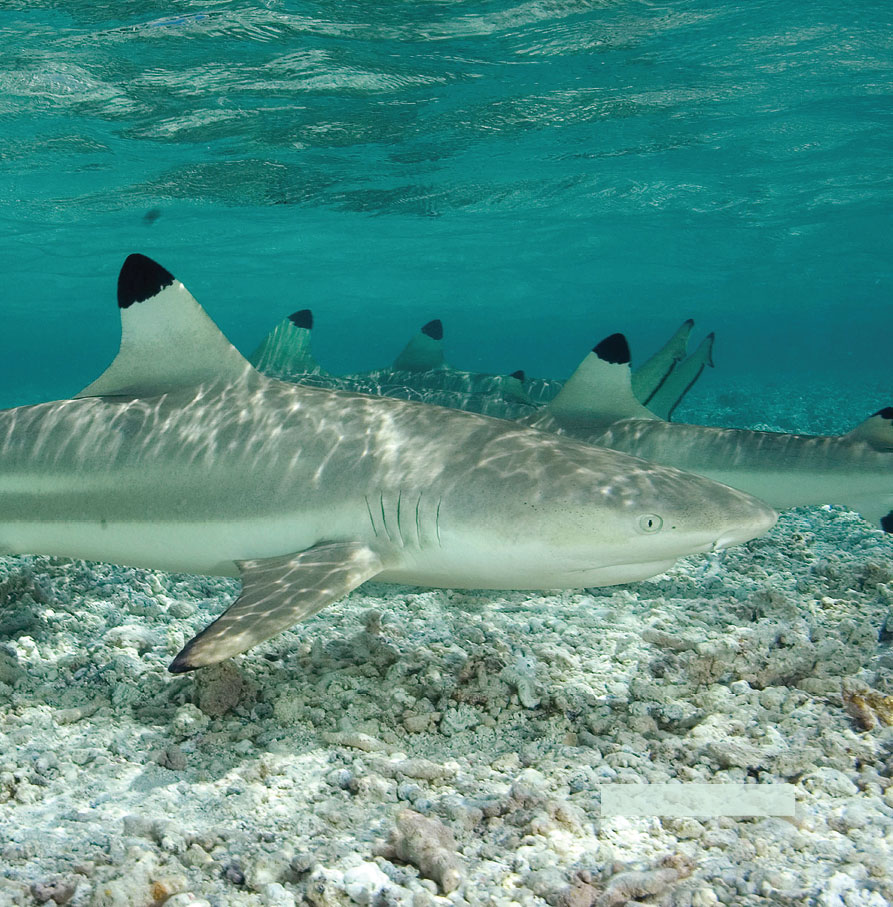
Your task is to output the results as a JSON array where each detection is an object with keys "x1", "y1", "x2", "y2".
[{"x1": 1, "y1": 1, "x2": 890, "y2": 409}]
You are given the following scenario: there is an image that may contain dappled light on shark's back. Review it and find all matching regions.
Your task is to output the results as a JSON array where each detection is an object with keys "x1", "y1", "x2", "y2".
[{"x1": 0, "y1": 253, "x2": 775, "y2": 673}]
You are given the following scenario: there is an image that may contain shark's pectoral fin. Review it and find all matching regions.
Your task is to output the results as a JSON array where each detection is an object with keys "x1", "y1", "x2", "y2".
[{"x1": 168, "y1": 541, "x2": 385, "y2": 673}]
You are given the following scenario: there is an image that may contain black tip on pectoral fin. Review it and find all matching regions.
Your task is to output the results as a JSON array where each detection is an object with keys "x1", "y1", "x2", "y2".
[
  {"x1": 167, "y1": 650, "x2": 199, "y2": 674},
  {"x1": 288, "y1": 309, "x2": 313, "y2": 329},
  {"x1": 872, "y1": 406, "x2": 893, "y2": 421},
  {"x1": 118, "y1": 253, "x2": 175, "y2": 309},
  {"x1": 509, "y1": 370, "x2": 525, "y2": 381},
  {"x1": 422, "y1": 319, "x2": 443, "y2": 341},
  {"x1": 593, "y1": 333, "x2": 631, "y2": 365},
  {"x1": 880, "y1": 511, "x2": 893, "y2": 533}
]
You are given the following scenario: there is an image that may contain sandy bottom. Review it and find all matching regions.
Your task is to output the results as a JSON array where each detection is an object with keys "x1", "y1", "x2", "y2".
[{"x1": 0, "y1": 379, "x2": 892, "y2": 907}]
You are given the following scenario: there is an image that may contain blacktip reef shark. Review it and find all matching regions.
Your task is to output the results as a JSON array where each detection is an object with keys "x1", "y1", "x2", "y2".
[
  {"x1": 524, "y1": 333, "x2": 893, "y2": 531},
  {"x1": 251, "y1": 308, "x2": 533, "y2": 411},
  {"x1": 248, "y1": 307, "x2": 715, "y2": 416},
  {"x1": 0, "y1": 254, "x2": 776, "y2": 672}
]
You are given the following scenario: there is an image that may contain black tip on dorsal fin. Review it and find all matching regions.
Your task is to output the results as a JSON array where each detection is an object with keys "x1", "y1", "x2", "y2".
[
  {"x1": 510, "y1": 370, "x2": 525, "y2": 381},
  {"x1": 288, "y1": 309, "x2": 313, "y2": 329},
  {"x1": 118, "y1": 253, "x2": 175, "y2": 309},
  {"x1": 881, "y1": 511, "x2": 893, "y2": 533},
  {"x1": 872, "y1": 407, "x2": 893, "y2": 420},
  {"x1": 422, "y1": 319, "x2": 443, "y2": 341},
  {"x1": 684, "y1": 318, "x2": 694, "y2": 328},
  {"x1": 593, "y1": 333, "x2": 630, "y2": 365}
]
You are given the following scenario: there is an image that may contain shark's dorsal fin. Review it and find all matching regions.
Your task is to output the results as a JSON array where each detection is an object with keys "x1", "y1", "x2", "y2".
[
  {"x1": 845, "y1": 408, "x2": 893, "y2": 451},
  {"x1": 647, "y1": 332, "x2": 715, "y2": 421},
  {"x1": 631, "y1": 318, "x2": 694, "y2": 405},
  {"x1": 545, "y1": 334, "x2": 658, "y2": 428},
  {"x1": 249, "y1": 308, "x2": 327, "y2": 377},
  {"x1": 392, "y1": 319, "x2": 445, "y2": 372},
  {"x1": 78, "y1": 253, "x2": 257, "y2": 398},
  {"x1": 503, "y1": 369, "x2": 533, "y2": 404}
]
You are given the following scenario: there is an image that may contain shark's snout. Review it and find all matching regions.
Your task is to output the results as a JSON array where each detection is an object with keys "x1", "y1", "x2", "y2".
[{"x1": 711, "y1": 496, "x2": 778, "y2": 551}]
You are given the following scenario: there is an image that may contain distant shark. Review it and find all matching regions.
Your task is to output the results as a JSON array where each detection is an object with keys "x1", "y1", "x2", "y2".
[
  {"x1": 249, "y1": 308, "x2": 709, "y2": 416},
  {"x1": 524, "y1": 334, "x2": 893, "y2": 531},
  {"x1": 0, "y1": 255, "x2": 775, "y2": 672},
  {"x1": 250, "y1": 309, "x2": 535, "y2": 414}
]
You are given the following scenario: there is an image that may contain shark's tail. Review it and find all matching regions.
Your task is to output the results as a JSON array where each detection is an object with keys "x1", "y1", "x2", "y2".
[
  {"x1": 817, "y1": 408, "x2": 893, "y2": 532},
  {"x1": 249, "y1": 309, "x2": 327, "y2": 377},
  {"x1": 647, "y1": 332, "x2": 715, "y2": 421},
  {"x1": 631, "y1": 318, "x2": 694, "y2": 405},
  {"x1": 842, "y1": 408, "x2": 893, "y2": 532}
]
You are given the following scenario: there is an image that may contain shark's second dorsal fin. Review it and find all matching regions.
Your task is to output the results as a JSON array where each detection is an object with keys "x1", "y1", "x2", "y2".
[
  {"x1": 392, "y1": 319, "x2": 445, "y2": 372},
  {"x1": 546, "y1": 334, "x2": 659, "y2": 428},
  {"x1": 78, "y1": 254, "x2": 258, "y2": 398},
  {"x1": 845, "y1": 408, "x2": 893, "y2": 450}
]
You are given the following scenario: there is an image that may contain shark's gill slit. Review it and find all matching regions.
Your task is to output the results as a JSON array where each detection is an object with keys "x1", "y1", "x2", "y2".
[
  {"x1": 435, "y1": 497, "x2": 443, "y2": 546},
  {"x1": 379, "y1": 492, "x2": 391, "y2": 541},
  {"x1": 396, "y1": 490, "x2": 404, "y2": 546},
  {"x1": 415, "y1": 493, "x2": 423, "y2": 547},
  {"x1": 364, "y1": 496, "x2": 378, "y2": 536}
]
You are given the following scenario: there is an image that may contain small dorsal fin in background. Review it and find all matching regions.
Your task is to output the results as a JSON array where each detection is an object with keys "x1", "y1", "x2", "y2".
[
  {"x1": 845, "y1": 407, "x2": 893, "y2": 451},
  {"x1": 392, "y1": 318, "x2": 445, "y2": 372},
  {"x1": 78, "y1": 253, "x2": 257, "y2": 398},
  {"x1": 503, "y1": 369, "x2": 533, "y2": 404},
  {"x1": 249, "y1": 308, "x2": 327, "y2": 377},
  {"x1": 631, "y1": 318, "x2": 694, "y2": 405},
  {"x1": 545, "y1": 333, "x2": 658, "y2": 428},
  {"x1": 647, "y1": 332, "x2": 715, "y2": 421}
]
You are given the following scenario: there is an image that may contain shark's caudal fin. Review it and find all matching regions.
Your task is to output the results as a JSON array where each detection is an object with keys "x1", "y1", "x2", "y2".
[
  {"x1": 78, "y1": 253, "x2": 257, "y2": 397},
  {"x1": 392, "y1": 319, "x2": 445, "y2": 372},
  {"x1": 545, "y1": 334, "x2": 658, "y2": 428},
  {"x1": 169, "y1": 541, "x2": 384, "y2": 672},
  {"x1": 841, "y1": 409, "x2": 893, "y2": 530},
  {"x1": 647, "y1": 332, "x2": 715, "y2": 421},
  {"x1": 631, "y1": 318, "x2": 694, "y2": 405},
  {"x1": 844, "y1": 407, "x2": 893, "y2": 451},
  {"x1": 249, "y1": 309, "x2": 327, "y2": 377}
]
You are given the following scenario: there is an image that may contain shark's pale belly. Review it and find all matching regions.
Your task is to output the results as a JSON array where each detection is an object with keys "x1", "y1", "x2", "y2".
[{"x1": 0, "y1": 511, "x2": 681, "y2": 591}]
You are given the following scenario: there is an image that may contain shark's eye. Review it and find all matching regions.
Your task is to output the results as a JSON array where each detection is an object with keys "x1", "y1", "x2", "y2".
[{"x1": 638, "y1": 513, "x2": 663, "y2": 533}]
